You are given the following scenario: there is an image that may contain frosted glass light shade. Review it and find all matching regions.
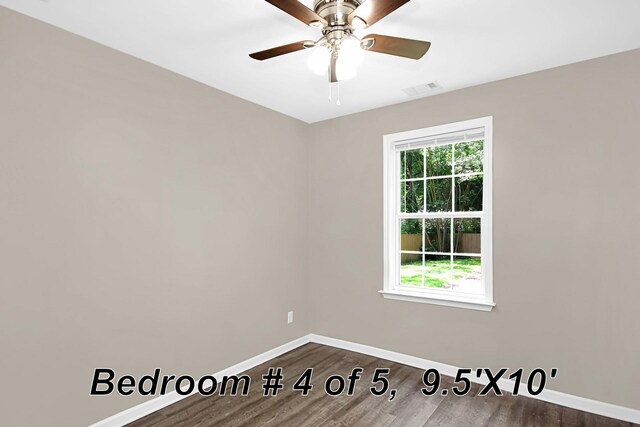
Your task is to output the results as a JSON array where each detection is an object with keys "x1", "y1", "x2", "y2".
[
  {"x1": 336, "y1": 38, "x2": 363, "y2": 81},
  {"x1": 336, "y1": 38, "x2": 364, "y2": 80},
  {"x1": 307, "y1": 45, "x2": 331, "y2": 75},
  {"x1": 340, "y1": 38, "x2": 364, "y2": 66}
]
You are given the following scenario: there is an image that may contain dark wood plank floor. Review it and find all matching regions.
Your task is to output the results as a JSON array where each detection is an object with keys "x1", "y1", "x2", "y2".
[{"x1": 129, "y1": 343, "x2": 636, "y2": 427}]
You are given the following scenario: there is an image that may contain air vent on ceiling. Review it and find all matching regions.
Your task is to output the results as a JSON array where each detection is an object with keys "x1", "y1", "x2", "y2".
[{"x1": 402, "y1": 81, "x2": 442, "y2": 97}]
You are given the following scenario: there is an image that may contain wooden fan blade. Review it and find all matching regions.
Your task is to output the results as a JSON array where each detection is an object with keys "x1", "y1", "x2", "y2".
[
  {"x1": 265, "y1": 0, "x2": 327, "y2": 27},
  {"x1": 249, "y1": 41, "x2": 314, "y2": 61},
  {"x1": 330, "y1": 55, "x2": 337, "y2": 83},
  {"x1": 362, "y1": 34, "x2": 431, "y2": 60},
  {"x1": 348, "y1": 0, "x2": 411, "y2": 28}
]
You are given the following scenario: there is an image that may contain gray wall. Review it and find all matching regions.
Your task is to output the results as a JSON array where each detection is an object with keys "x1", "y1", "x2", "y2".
[
  {"x1": 2, "y1": 5, "x2": 640, "y2": 426},
  {"x1": 308, "y1": 49, "x2": 640, "y2": 410},
  {"x1": 0, "y1": 7, "x2": 309, "y2": 426}
]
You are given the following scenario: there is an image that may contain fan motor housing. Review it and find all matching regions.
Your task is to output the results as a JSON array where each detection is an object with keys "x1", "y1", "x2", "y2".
[{"x1": 313, "y1": 0, "x2": 362, "y2": 26}]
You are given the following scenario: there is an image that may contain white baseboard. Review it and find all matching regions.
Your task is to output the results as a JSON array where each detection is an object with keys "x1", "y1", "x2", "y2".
[
  {"x1": 309, "y1": 334, "x2": 640, "y2": 424},
  {"x1": 90, "y1": 335, "x2": 312, "y2": 427},
  {"x1": 93, "y1": 333, "x2": 640, "y2": 426}
]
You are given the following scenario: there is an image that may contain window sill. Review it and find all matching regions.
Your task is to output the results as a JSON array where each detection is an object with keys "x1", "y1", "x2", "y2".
[{"x1": 379, "y1": 290, "x2": 495, "y2": 312}]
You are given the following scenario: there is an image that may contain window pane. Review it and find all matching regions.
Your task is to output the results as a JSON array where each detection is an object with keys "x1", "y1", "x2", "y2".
[
  {"x1": 401, "y1": 219, "x2": 422, "y2": 252},
  {"x1": 401, "y1": 180, "x2": 424, "y2": 213},
  {"x1": 400, "y1": 148, "x2": 424, "y2": 180},
  {"x1": 400, "y1": 255, "x2": 423, "y2": 287},
  {"x1": 454, "y1": 140, "x2": 483, "y2": 174},
  {"x1": 453, "y1": 256, "x2": 482, "y2": 293},
  {"x1": 453, "y1": 218, "x2": 481, "y2": 254},
  {"x1": 424, "y1": 255, "x2": 451, "y2": 289},
  {"x1": 426, "y1": 178, "x2": 452, "y2": 212},
  {"x1": 425, "y1": 144, "x2": 452, "y2": 177},
  {"x1": 424, "y1": 218, "x2": 451, "y2": 253},
  {"x1": 455, "y1": 175, "x2": 483, "y2": 211}
]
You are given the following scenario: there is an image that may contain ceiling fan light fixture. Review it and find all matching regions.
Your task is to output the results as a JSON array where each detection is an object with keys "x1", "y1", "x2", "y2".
[
  {"x1": 251, "y1": 0, "x2": 431, "y2": 96},
  {"x1": 307, "y1": 45, "x2": 331, "y2": 75}
]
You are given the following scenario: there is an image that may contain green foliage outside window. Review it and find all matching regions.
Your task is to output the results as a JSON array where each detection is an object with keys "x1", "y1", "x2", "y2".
[{"x1": 400, "y1": 140, "x2": 483, "y2": 238}]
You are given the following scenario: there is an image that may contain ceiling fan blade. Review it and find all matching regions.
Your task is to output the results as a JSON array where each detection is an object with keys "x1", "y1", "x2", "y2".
[
  {"x1": 330, "y1": 54, "x2": 337, "y2": 83},
  {"x1": 265, "y1": 0, "x2": 328, "y2": 27},
  {"x1": 249, "y1": 40, "x2": 314, "y2": 61},
  {"x1": 348, "y1": 0, "x2": 411, "y2": 28},
  {"x1": 361, "y1": 34, "x2": 431, "y2": 60}
]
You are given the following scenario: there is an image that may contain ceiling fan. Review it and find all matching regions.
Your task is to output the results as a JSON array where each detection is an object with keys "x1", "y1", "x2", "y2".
[{"x1": 249, "y1": 0, "x2": 431, "y2": 85}]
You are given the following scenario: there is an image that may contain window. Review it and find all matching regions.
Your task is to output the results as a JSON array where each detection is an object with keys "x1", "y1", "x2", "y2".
[{"x1": 382, "y1": 117, "x2": 494, "y2": 311}]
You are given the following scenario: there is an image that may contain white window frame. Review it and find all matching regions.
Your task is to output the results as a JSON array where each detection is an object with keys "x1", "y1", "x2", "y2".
[{"x1": 381, "y1": 117, "x2": 494, "y2": 312}]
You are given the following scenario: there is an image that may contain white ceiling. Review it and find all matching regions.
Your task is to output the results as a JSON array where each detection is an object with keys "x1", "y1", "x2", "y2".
[{"x1": 2, "y1": 0, "x2": 640, "y2": 123}]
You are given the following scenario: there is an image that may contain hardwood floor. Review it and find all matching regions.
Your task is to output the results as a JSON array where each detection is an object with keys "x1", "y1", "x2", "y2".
[{"x1": 129, "y1": 343, "x2": 636, "y2": 427}]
